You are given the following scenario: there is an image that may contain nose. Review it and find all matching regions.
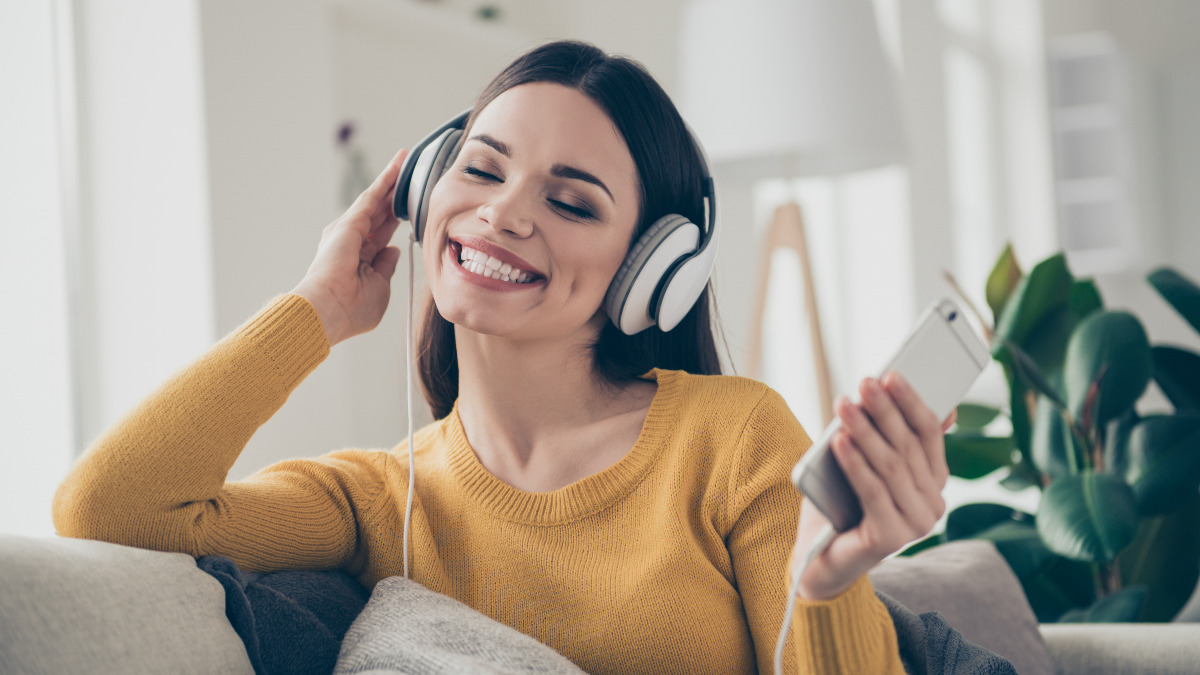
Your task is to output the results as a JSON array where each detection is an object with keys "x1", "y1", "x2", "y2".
[{"x1": 476, "y1": 185, "x2": 534, "y2": 239}]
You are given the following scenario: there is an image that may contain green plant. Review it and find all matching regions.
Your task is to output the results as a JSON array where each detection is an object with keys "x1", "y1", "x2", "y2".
[{"x1": 916, "y1": 246, "x2": 1200, "y2": 623}]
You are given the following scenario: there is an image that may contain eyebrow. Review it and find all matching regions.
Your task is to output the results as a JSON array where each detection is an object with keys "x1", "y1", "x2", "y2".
[
  {"x1": 550, "y1": 164, "x2": 614, "y2": 203},
  {"x1": 467, "y1": 133, "x2": 615, "y2": 204}
]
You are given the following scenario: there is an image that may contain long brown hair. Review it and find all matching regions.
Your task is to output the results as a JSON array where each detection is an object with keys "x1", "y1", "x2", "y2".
[{"x1": 418, "y1": 40, "x2": 722, "y2": 420}]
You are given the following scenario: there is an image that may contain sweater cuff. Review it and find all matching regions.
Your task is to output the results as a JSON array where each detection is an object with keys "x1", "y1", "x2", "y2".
[
  {"x1": 790, "y1": 575, "x2": 898, "y2": 670},
  {"x1": 235, "y1": 294, "x2": 331, "y2": 392}
]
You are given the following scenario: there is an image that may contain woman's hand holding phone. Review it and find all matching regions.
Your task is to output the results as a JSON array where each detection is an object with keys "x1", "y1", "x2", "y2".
[
  {"x1": 293, "y1": 149, "x2": 409, "y2": 346},
  {"x1": 790, "y1": 374, "x2": 955, "y2": 601}
]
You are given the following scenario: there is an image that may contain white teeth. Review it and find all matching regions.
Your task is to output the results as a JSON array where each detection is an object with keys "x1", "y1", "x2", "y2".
[{"x1": 458, "y1": 245, "x2": 536, "y2": 284}]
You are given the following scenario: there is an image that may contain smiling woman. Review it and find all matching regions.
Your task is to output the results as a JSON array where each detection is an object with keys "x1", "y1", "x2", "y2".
[{"x1": 53, "y1": 39, "x2": 958, "y2": 675}]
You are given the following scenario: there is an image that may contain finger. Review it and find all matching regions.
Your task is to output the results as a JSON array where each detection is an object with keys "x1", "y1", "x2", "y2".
[
  {"x1": 836, "y1": 396, "x2": 939, "y2": 528},
  {"x1": 354, "y1": 148, "x2": 409, "y2": 211},
  {"x1": 835, "y1": 428, "x2": 940, "y2": 546},
  {"x1": 373, "y1": 246, "x2": 401, "y2": 282},
  {"x1": 942, "y1": 409, "x2": 958, "y2": 433},
  {"x1": 882, "y1": 372, "x2": 950, "y2": 485},
  {"x1": 365, "y1": 213, "x2": 402, "y2": 260},
  {"x1": 858, "y1": 378, "x2": 938, "y2": 495},
  {"x1": 828, "y1": 430, "x2": 908, "y2": 551}
]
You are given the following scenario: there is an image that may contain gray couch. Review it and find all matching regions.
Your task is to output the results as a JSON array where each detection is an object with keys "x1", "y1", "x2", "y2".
[{"x1": 0, "y1": 534, "x2": 1196, "y2": 674}]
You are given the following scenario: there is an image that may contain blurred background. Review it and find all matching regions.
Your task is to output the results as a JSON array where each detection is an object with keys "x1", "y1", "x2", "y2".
[{"x1": 3, "y1": 0, "x2": 1198, "y2": 537}]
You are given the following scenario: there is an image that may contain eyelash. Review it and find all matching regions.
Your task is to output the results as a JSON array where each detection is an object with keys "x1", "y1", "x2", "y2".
[{"x1": 461, "y1": 165, "x2": 597, "y2": 222}]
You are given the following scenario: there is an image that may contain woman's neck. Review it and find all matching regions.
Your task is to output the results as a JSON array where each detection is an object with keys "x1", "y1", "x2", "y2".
[{"x1": 452, "y1": 324, "x2": 655, "y2": 491}]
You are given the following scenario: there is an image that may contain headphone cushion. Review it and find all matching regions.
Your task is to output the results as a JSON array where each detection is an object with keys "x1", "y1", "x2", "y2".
[
  {"x1": 605, "y1": 214, "x2": 700, "y2": 335},
  {"x1": 408, "y1": 128, "x2": 462, "y2": 244}
]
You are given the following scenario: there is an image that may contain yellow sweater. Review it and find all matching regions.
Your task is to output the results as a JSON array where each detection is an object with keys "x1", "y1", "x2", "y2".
[{"x1": 54, "y1": 294, "x2": 901, "y2": 674}]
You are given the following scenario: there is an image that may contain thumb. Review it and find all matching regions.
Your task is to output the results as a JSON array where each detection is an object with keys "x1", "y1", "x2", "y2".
[{"x1": 374, "y1": 246, "x2": 402, "y2": 282}]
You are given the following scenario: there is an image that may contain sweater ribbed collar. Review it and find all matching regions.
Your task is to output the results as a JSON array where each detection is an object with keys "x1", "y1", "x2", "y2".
[{"x1": 441, "y1": 368, "x2": 683, "y2": 525}]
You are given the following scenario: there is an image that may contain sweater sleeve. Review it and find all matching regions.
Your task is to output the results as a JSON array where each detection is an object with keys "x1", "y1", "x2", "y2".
[
  {"x1": 725, "y1": 386, "x2": 903, "y2": 675},
  {"x1": 52, "y1": 294, "x2": 386, "y2": 572}
]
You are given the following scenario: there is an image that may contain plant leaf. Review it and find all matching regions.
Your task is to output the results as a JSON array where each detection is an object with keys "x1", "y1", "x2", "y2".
[
  {"x1": 999, "y1": 465, "x2": 1040, "y2": 491},
  {"x1": 945, "y1": 503, "x2": 1032, "y2": 541},
  {"x1": 1023, "y1": 560, "x2": 1098, "y2": 622},
  {"x1": 1125, "y1": 414, "x2": 1200, "y2": 515},
  {"x1": 1148, "y1": 267, "x2": 1200, "y2": 337},
  {"x1": 972, "y1": 520, "x2": 1057, "y2": 580},
  {"x1": 899, "y1": 532, "x2": 945, "y2": 557},
  {"x1": 1003, "y1": 358, "x2": 1036, "y2": 473},
  {"x1": 1103, "y1": 410, "x2": 1140, "y2": 478},
  {"x1": 986, "y1": 243, "x2": 1023, "y2": 324},
  {"x1": 1064, "y1": 311, "x2": 1152, "y2": 428},
  {"x1": 1057, "y1": 586, "x2": 1147, "y2": 622},
  {"x1": 1021, "y1": 310, "x2": 1077, "y2": 383},
  {"x1": 1000, "y1": 338, "x2": 1068, "y2": 410},
  {"x1": 955, "y1": 403, "x2": 1004, "y2": 429},
  {"x1": 1037, "y1": 471, "x2": 1139, "y2": 562},
  {"x1": 973, "y1": 519, "x2": 1097, "y2": 621},
  {"x1": 993, "y1": 254, "x2": 1073, "y2": 357},
  {"x1": 1069, "y1": 279, "x2": 1104, "y2": 322},
  {"x1": 1153, "y1": 346, "x2": 1200, "y2": 414},
  {"x1": 1118, "y1": 493, "x2": 1200, "y2": 621},
  {"x1": 945, "y1": 432, "x2": 1017, "y2": 479},
  {"x1": 1032, "y1": 393, "x2": 1077, "y2": 479}
]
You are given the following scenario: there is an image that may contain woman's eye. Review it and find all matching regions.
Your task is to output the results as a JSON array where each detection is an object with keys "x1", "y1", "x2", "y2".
[
  {"x1": 549, "y1": 199, "x2": 596, "y2": 221},
  {"x1": 462, "y1": 165, "x2": 500, "y2": 181}
]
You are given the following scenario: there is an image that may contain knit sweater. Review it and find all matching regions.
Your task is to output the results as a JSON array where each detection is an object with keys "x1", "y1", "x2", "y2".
[{"x1": 53, "y1": 294, "x2": 902, "y2": 674}]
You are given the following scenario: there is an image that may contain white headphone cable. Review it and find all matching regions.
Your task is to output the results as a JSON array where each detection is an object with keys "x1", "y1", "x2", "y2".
[
  {"x1": 403, "y1": 241, "x2": 416, "y2": 579},
  {"x1": 773, "y1": 522, "x2": 836, "y2": 675}
]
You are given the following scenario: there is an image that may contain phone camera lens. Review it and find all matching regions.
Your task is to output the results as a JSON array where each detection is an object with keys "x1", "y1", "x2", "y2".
[{"x1": 948, "y1": 311, "x2": 958, "y2": 321}]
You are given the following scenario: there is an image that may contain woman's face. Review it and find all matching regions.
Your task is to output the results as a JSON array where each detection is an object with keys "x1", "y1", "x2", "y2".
[{"x1": 422, "y1": 81, "x2": 642, "y2": 344}]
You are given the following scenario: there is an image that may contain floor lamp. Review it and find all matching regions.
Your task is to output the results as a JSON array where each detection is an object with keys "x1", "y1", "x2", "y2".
[{"x1": 680, "y1": 0, "x2": 907, "y2": 426}]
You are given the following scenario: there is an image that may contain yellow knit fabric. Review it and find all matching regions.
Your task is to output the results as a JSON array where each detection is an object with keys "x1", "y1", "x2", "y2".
[{"x1": 54, "y1": 294, "x2": 901, "y2": 674}]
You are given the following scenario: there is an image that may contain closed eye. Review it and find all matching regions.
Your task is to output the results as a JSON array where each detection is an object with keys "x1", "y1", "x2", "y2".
[
  {"x1": 549, "y1": 199, "x2": 596, "y2": 221},
  {"x1": 462, "y1": 165, "x2": 500, "y2": 181}
]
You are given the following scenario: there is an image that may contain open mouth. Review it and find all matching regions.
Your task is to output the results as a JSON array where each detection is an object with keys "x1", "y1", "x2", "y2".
[{"x1": 450, "y1": 241, "x2": 543, "y2": 285}]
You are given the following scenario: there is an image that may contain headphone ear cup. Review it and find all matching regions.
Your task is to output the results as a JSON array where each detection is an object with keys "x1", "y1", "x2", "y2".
[
  {"x1": 406, "y1": 128, "x2": 463, "y2": 245},
  {"x1": 654, "y1": 221, "x2": 717, "y2": 332},
  {"x1": 605, "y1": 214, "x2": 700, "y2": 335}
]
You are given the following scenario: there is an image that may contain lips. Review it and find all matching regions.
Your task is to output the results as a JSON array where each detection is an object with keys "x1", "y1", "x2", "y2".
[{"x1": 449, "y1": 238, "x2": 545, "y2": 285}]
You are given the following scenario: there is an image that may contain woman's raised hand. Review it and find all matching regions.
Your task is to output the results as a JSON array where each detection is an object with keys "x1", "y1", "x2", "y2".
[
  {"x1": 791, "y1": 372, "x2": 956, "y2": 600},
  {"x1": 293, "y1": 149, "x2": 408, "y2": 346}
]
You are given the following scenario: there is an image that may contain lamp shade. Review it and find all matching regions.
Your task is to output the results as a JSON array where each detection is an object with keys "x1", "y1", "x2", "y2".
[{"x1": 679, "y1": 0, "x2": 906, "y2": 178}]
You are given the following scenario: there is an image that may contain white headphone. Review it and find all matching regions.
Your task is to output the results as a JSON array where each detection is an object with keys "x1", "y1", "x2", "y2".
[{"x1": 392, "y1": 109, "x2": 719, "y2": 334}]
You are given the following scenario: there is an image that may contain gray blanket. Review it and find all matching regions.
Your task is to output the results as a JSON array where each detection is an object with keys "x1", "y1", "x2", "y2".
[
  {"x1": 334, "y1": 577, "x2": 1015, "y2": 674},
  {"x1": 877, "y1": 591, "x2": 1017, "y2": 675}
]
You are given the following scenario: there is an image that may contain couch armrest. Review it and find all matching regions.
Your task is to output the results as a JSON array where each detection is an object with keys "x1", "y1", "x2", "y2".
[{"x1": 1040, "y1": 623, "x2": 1200, "y2": 675}]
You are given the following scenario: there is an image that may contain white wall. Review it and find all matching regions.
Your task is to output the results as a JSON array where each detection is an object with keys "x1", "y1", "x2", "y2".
[
  {"x1": 0, "y1": 0, "x2": 75, "y2": 537},
  {"x1": 195, "y1": 0, "x2": 366, "y2": 478},
  {"x1": 1043, "y1": 0, "x2": 1200, "y2": 351},
  {"x1": 72, "y1": 0, "x2": 217, "y2": 443}
]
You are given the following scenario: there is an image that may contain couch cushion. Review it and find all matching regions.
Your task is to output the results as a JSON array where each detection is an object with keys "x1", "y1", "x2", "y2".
[
  {"x1": 871, "y1": 539, "x2": 1055, "y2": 675},
  {"x1": 1040, "y1": 623, "x2": 1200, "y2": 675},
  {"x1": 0, "y1": 535, "x2": 254, "y2": 675}
]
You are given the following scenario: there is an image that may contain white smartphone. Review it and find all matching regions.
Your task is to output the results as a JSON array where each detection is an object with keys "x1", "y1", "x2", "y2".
[{"x1": 790, "y1": 298, "x2": 990, "y2": 532}]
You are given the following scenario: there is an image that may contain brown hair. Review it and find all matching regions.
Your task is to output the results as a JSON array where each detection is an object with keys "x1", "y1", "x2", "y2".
[{"x1": 418, "y1": 40, "x2": 722, "y2": 420}]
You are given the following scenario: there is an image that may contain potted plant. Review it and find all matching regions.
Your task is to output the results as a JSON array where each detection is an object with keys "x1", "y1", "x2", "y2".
[{"x1": 917, "y1": 246, "x2": 1200, "y2": 622}]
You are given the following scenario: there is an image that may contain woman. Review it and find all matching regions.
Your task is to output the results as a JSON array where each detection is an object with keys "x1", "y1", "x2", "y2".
[{"x1": 55, "y1": 41, "x2": 951, "y2": 674}]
